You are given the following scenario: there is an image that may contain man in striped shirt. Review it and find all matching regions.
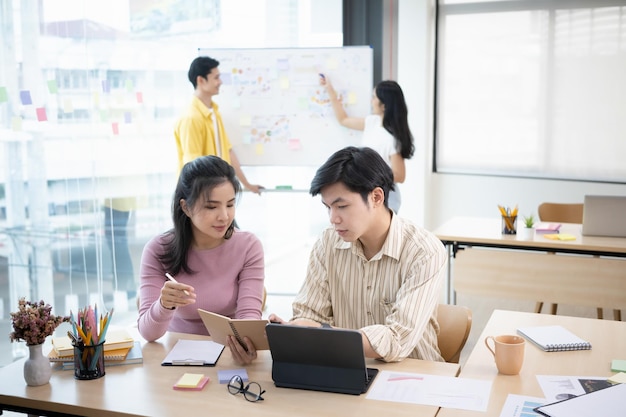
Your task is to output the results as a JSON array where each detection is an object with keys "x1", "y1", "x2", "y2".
[{"x1": 269, "y1": 146, "x2": 447, "y2": 362}]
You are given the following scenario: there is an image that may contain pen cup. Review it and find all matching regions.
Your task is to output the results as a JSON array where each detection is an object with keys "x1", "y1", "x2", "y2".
[
  {"x1": 73, "y1": 340, "x2": 105, "y2": 380},
  {"x1": 501, "y1": 215, "x2": 517, "y2": 235}
]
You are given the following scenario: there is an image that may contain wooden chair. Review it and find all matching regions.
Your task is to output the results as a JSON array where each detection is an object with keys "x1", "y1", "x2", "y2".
[
  {"x1": 536, "y1": 203, "x2": 620, "y2": 320},
  {"x1": 437, "y1": 303, "x2": 472, "y2": 363},
  {"x1": 537, "y1": 202, "x2": 584, "y2": 224}
]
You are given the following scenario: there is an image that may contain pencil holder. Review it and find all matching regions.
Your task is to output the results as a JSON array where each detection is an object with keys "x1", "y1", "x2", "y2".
[
  {"x1": 501, "y1": 215, "x2": 517, "y2": 235},
  {"x1": 73, "y1": 340, "x2": 105, "y2": 380}
]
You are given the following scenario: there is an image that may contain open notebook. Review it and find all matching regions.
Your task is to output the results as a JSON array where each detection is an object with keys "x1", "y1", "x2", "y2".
[{"x1": 517, "y1": 325, "x2": 591, "y2": 352}]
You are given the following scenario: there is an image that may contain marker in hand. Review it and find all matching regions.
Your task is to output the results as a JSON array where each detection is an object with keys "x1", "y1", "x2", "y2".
[{"x1": 165, "y1": 272, "x2": 190, "y2": 296}]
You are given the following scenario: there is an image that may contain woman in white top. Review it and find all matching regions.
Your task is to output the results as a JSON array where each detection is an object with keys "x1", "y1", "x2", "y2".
[{"x1": 320, "y1": 75, "x2": 415, "y2": 213}]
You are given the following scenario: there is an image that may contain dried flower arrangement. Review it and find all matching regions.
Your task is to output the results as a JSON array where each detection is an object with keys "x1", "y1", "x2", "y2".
[{"x1": 9, "y1": 298, "x2": 69, "y2": 346}]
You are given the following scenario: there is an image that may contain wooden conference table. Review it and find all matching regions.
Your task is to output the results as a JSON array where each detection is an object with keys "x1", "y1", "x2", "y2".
[
  {"x1": 437, "y1": 309, "x2": 626, "y2": 417},
  {"x1": 434, "y1": 217, "x2": 626, "y2": 308},
  {"x1": 0, "y1": 331, "x2": 460, "y2": 417}
]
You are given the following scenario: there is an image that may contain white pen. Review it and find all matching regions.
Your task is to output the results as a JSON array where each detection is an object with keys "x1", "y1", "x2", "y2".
[{"x1": 165, "y1": 273, "x2": 190, "y2": 296}]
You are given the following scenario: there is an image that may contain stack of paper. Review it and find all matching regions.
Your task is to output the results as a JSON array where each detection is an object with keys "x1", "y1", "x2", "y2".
[
  {"x1": 51, "y1": 328, "x2": 135, "y2": 357},
  {"x1": 56, "y1": 341, "x2": 143, "y2": 370}
]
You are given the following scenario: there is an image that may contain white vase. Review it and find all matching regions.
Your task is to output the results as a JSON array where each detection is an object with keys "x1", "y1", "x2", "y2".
[
  {"x1": 23, "y1": 343, "x2": 52, "y2": 386},
  {"x1": 521, "y1": 227, "x2": 535, "y2": 240}
]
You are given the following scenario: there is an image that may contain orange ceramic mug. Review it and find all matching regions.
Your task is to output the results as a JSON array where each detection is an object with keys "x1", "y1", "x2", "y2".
[{"x1": 484, "y1": 335, "x2": 525, "y2": 375}]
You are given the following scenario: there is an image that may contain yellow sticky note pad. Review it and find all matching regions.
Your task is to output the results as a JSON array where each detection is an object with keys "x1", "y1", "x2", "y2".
[
  {"x1": 607, "y1": 372, "x2": 626, "y2": 384},
  {"x1": 175, "y1": 373, "x2": 204, "y2": 388},
  {"x1": 347, "y1": 92, "x2": 357, "y2": 104},
  {"x1": 543, "y1": 233, "x2": 576, "y2": 241},
  {"x1": 279, "y1": 77, "x2": 290, "y2": 89}
]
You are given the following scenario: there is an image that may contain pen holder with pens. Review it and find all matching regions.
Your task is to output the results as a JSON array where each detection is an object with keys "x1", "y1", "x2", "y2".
[
  {"x1": 73, "y1": 340, "x2": 105, "y2": 380},
  {"x1": 501, "y1": 215, "x2": 517, "y2": 235}
]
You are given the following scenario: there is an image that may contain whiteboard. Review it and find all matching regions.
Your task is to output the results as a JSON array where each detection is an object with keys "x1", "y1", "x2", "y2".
[{"x1": 198, "y1": 47, "x2": 373, "y2": 166}]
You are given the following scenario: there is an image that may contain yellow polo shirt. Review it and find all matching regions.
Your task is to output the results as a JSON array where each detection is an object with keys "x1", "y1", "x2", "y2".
[{"x1": 174, "y1": 96, "x2": 233, "y2": 171}]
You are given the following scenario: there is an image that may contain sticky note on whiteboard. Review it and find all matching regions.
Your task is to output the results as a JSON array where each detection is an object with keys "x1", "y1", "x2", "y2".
[
  {"x1": 288, "y1": 138, "x2": 301, "y2": 151},
  {"x1": 239, "y1": 114, "x2": 252, "y2": 126}
]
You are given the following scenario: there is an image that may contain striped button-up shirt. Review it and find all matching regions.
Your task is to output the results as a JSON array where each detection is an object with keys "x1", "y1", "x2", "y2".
[{"x1": 292, "y1": 213, "x2": 447, "y2": 362}]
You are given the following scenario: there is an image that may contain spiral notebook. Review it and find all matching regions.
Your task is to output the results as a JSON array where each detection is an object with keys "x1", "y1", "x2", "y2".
[
  {"x1": 517, "y1": 325, "x2": 592, "y2": 352},
  {"x1": 197, "y1": 309, "x2": 270, "y2": 350}
]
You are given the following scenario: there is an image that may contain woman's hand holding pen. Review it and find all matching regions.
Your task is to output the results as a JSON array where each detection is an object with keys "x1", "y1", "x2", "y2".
[{"x1": 159, "y1": 277, "x2": 196, "y2": 310}]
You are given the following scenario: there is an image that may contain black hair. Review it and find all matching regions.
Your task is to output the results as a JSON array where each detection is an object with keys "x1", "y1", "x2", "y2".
[
  {"x1": 310, "y1": 146, "x2": 395, "y2": 208},
  {"x1": 159, "y1": 155, "x2": 241, "y2": 275},
  {"x1": 188, "y1": 56, "x2": 220, "y2": 89},
  {"x1": 375, "y1": 80, "x2": 415, "y2": 159}
]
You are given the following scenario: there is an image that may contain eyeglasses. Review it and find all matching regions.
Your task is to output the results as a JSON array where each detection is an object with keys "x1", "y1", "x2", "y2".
[{"x1": 227, "y1": 375, "x2": 265, "y2": 402}]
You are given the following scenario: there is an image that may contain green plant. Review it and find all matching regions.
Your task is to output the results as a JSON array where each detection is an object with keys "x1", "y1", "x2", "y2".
[{"x1": 522, "y1": 214, "x2": 535, "y2": 228}]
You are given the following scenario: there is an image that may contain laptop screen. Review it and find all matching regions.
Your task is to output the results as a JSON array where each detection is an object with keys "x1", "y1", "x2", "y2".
[{"x1": 582, "y1": 195, "x2": 626, "y2": 237}]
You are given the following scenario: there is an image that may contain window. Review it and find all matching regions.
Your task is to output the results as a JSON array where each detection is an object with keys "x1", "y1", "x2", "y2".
[
  {"x1": 435, "y1": 0, "x2": 626, "y2": 183},
  {"x1": 0, "y1": 0, "x2": 342, "y2": 362}
]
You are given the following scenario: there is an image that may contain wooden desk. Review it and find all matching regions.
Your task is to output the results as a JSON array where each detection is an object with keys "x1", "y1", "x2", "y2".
[
  {"x1": 0, "y1": 331, "x2": 460, "y2": 417},
  {"x1": 437, "y1": 309, "x2": 626, "y2": 417},
  {"x1": 434, "y1": 217, "x2": 626, "y2": 307}
]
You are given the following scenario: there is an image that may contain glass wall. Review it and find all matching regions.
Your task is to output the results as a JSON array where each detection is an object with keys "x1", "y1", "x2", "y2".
[{"x1": 0, "y1": 0, "x2": 342, "y2": 362}]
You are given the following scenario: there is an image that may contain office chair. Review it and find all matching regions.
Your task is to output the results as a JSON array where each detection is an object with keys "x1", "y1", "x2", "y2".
[
  {"x1": 437, "y1": 303, "x2": 472, "y2": 364},
  {"x1": 536, "y1": 203, "x2": 620, "y2": 320}
]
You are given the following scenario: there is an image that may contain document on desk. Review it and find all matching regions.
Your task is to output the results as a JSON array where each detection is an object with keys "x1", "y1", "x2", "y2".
[
  {"x1": 499, "y1": 394, "x2": 546, "y2": 417},
  {"x1": 535, "y1": 375, "x2": 612, "y2": 402},
  {"x1": 365, "y1": 371, "x2": 491, "y2": 411},
  {"x1": 161, "y1": 339, "x2": 224, "y2": 366}
]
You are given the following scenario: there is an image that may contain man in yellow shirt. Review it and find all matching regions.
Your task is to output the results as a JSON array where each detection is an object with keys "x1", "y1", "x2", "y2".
[{"x1": 175, "y1": 56, "x2": 263, "y2": 194}]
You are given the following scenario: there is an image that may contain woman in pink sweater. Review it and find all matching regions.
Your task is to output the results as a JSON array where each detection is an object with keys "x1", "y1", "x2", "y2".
[{"x1": 137, "y1": 156, "x2": 265, "y2": 360}]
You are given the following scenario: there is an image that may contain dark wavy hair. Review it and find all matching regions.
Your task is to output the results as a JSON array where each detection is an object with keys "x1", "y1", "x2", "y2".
[
  {"x1": 375, "y1": 80, "x2": 415, "y2": 159},
  {"x1": 159, "y1": 155, "x2": 241, "y2": 275},
  {"x1": 310, "y1": 146, "x2": 395, "y2": 208}
]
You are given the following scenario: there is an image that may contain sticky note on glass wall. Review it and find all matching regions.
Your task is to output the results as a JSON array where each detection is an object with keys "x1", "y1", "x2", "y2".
[
  {"x1": 347, "y1": 92, "x2": 357, "y2": 104},
  {"x1": 63, "y1": 98, "x2": 73, "y2": 114},
  {"x1": 102, "y1": 80, "x2": 110, "y2": 93},
  {"x1": 255, "y1": 143, "x2": 264, "y2": 155},
  {"x1": 0, "y1": 86, "x2": 7, "y2": 102},
  {"x1": 20, "y1": 90, "x2": 32, "y2": 105},
  {"x1": 279, "y1": 77, "x2": 290, "y2": 90},
  {"x1": 47, "y1": 80, "x2": 58, "y2": 94},
  {"x1": 11, "y1": 116, "x2": 22, "y2": 131},
  {"x1": 36, "y1": 107, "x2": 48, "y2": 121},
  {"x1": 112, "y1": 122, "x2": 119, "y2": 135},
  {"x1": 136, "y1": 92, "x2": 143, "y2": 103}
]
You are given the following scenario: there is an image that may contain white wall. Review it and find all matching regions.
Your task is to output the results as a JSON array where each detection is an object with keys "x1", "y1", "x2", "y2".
[{"x1": 397, "y1": 0, "x2": 626, "y2": 230}]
